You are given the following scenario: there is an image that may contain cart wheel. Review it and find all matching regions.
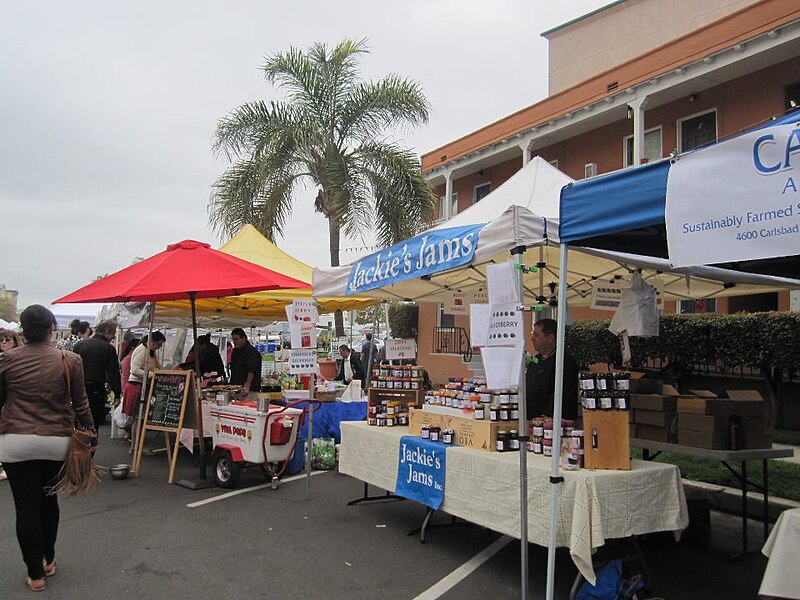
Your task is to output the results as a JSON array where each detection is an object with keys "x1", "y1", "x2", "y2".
[{"x1": 213, "y1": 451, "x2": 241, "y2": 489}]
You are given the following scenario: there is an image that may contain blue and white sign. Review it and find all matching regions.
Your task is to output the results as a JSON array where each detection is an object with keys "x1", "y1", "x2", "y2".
[
  {"x1": 666, "y1": 120, "x2": 800, "y2": 267},
  {"x1": 346, "y1": 224, "x2": 484, "y2": 295},
  {"x1": 395, "y1": 435, "x2": 446, "y2": 510}
]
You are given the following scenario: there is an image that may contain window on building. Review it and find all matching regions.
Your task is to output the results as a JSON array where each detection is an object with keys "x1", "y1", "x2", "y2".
[
  {"x1": 548, "y1": 159, "x2": 559, "y2": 169},
  {"x1": 785, "y1": 82, "x2": 800, "y2": 112},
  {"x1": 474, "y1": 182, "x2": 491, "y2": 204},
  {"x1": 438, "y1": 303, "x2": 455, "y2": 328},
  {"x1": 623, "y1": 127, "x2": 663, "y2": 167},
  {"x1": 439, "y1": 192, "x2": 458, "y2": 220},
  {"x1": 678, "y1": 298, "x2": 717, "y2": 314},
  {"x1": 728, "y1": 293, "x2": 778, "y2": 313},
  {"x1": 678, "y1": 110, "x2": 717, "y2": 152}
]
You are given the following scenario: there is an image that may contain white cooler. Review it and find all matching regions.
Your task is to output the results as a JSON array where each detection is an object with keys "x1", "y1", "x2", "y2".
[{"x1": 208, "y1": 403, "x2": 302, "y2": 464}]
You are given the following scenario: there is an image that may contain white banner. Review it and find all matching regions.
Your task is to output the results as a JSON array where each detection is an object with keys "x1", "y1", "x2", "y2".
[
  {"x1": 289, "y1": 349, "x2": 317, "y2": 374},
  {"x1": 666, "y1": 121, "x2": 800, "y2": 267},
  {"x1": 385, "y1": 338, "x2": 416, "y2": 360}
]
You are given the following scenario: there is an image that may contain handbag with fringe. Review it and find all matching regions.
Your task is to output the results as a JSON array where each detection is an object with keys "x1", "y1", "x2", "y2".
[{"x1": 49, "y1": 352, "x2": 105, "y2": 497}]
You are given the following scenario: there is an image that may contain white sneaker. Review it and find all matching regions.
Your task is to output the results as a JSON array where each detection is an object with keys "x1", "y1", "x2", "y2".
[{"x1": 0, "y1": 469, "x2": 7, "y2": 481}]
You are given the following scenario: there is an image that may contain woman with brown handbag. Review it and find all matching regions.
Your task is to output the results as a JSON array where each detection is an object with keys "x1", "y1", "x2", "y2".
[{"x1": 0, "y1": 305, "x2": 95, "y2": 592}]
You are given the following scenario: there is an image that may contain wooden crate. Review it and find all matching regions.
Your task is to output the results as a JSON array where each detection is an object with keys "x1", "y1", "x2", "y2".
[
  {"x1": 582, "y1": 410, "x2": 631, "y2": 470},
  {"x1": 368, "y1": 388, "x2": 424, "y2": 408}
]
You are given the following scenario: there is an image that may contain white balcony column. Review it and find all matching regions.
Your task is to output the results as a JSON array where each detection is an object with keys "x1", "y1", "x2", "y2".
[
  {"x1": 520, "y1": 142, "x2": 530, "y2": 166},
  {"x1": 629, "y1": 96, "x2": 650, "y2": 166},
  {"x1": 444, "y1": 170, "x2": 454, "y2": 219}
]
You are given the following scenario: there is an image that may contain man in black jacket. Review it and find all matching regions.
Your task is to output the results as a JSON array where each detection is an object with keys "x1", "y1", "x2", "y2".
[
  {"x1": 74, "y1": 319, "x2": 122, "y2": 429},
  {"x1": 525, "y1": 318, "x2": 579, "y2": 421},
  {"x1": 335, "y1": 344, "x2": 365, "y2": 387},
  {"x1": 229, "y1": 328, "x2": 262, "y2": 394}
]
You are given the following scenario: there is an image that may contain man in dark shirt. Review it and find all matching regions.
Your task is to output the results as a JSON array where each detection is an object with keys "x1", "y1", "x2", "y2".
[
  {"x1": 74, "y1": 319, "x2": 122, "y2": 429},
  {"x1": 525, "y1": 318, "x2": 579, "y2": 421},
  {"x1": 229, "y1": 328, "x2": 262, "y2": 394}
]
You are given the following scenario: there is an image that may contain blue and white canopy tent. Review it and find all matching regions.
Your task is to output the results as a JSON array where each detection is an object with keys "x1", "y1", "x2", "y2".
[{"x1": 548, "y1": 110, "x2": 800, "y2": 600}]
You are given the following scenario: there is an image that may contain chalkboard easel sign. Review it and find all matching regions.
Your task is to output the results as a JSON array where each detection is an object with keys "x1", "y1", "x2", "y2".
[{"x1": 133, "y1": 369, "x2": 197, "y2": 483}]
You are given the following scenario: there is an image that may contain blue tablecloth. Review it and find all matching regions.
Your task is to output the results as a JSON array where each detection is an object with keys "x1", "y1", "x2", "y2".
[{"x1": 295, "y1": 400, "x2": 368, "y2": 444}]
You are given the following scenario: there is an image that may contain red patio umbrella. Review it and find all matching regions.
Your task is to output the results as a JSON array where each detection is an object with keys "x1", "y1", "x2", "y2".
[
  {"x1": 54, "y1": 239, "x2": 308, "y2": 303},
  {"x1": 54, "y1": 239, "x2": 310, "y2": 486}
]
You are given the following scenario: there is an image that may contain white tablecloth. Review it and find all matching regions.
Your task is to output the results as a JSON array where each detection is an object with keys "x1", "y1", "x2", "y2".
[
  {"x1": 340, "y1": 421, "x2": 688, "y2": 584},
  {"x1": 760, "y1": 508, "x2": 800, "y2": 599}
]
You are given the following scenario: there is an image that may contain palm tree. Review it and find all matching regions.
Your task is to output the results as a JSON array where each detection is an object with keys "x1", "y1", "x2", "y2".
[{"x1": 209, "y1": 38, "x2": 437, "y2": 335}]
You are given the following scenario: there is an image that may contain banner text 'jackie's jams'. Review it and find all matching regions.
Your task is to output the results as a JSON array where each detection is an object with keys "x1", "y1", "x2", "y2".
[{"x1": 346, "y1": 224, "x2": 484, "y2": 295}]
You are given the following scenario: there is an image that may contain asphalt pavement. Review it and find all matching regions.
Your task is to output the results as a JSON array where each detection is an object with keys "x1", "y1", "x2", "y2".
[{"x1": 0, "y1": 427, "x2": 777, "y2": 599}]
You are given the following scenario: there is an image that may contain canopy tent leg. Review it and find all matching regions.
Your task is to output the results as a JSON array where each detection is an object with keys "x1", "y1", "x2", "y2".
[{"x1": 546, "y1": 244, "x2": 570, "y2": 600}]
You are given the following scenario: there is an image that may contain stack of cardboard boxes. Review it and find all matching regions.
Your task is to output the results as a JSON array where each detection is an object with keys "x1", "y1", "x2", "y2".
[{"x1": 629, "y1": 379, "x2": 771, "y2": 450}]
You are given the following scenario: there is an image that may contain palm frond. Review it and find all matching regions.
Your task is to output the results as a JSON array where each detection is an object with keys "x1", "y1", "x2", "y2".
[{"x1": 339, "y1": 75, "x2": 430, "y2": 144}]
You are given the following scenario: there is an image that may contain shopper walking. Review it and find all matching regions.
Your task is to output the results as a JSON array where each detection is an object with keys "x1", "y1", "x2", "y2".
[
  {"x1": 0, "y1": 327, "x2": 23, "y2": 481},
  {"x1": 73, "y1": 320, "x2": 122, "y2": 430},
  {"x1": 0, "y1": 305, "x2": 95, "y2": 592}
]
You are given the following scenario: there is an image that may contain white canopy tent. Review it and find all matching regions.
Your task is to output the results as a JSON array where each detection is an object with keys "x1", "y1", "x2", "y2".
[{"x1": 313, "y1": 156, "x2": 799, "y2": 599}]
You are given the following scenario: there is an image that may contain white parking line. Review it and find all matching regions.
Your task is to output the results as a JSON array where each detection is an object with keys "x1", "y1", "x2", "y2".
[
  {"x1": 186, "y1": 470, "x2": 328, "y2": 508},
  {"x1": 412, "y1": 535, "x2": 514, "y2": 600}
]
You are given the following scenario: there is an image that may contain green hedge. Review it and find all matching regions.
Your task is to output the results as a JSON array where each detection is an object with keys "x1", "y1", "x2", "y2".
[
  {"x1": 388, "y1": 302, "x2": 418, "y2": 339},
  {"x1": 566, "y1": 312, "x2": 800, "y2": 371}
]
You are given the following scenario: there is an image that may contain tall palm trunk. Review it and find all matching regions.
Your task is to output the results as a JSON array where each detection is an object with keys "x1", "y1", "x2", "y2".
[{"x1": 327, "y1": 213, "x2": 345, "y2": 337}]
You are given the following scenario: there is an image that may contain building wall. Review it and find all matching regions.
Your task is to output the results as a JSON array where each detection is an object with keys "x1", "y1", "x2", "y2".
[{"x1": 546, "y1": 0, "x2": 761, "y2": 94}]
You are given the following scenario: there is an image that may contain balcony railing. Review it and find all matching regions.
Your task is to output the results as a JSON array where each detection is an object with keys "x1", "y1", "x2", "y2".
[{"x1": 432, "y1": 327, "x2": 473, "y2": 362}]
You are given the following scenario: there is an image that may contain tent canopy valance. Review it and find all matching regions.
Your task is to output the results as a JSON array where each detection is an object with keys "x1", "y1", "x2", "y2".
[{"x1": 313, "y1": 157, "x2": 798, "y2": 307}]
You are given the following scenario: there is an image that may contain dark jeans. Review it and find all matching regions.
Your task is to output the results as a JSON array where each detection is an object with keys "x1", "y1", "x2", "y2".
[
  {"x1": 4, "y1": 460, "x2": 63, "y2": 579},
  {"x1": 85, "y1": 382, "x2": 108, "y2": 428}
]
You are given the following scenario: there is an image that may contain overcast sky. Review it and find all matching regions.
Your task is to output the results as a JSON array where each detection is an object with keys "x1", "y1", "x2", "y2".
[{"x1": 1, "y1": 1, "x2": 610, "y2": 317}]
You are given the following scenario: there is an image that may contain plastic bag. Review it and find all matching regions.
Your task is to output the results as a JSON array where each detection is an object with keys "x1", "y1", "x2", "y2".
[
  {"x1": 113, "y1": 403, "x2": 132, "y2": 429},
  {"x1": 311, "y1": 437, "x2": 337, "y2": 470}
]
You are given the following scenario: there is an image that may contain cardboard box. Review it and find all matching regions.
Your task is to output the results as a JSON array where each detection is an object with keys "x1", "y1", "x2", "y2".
[
  {"x1": 679, "y1": 430, "x2": 729, "y2": 450},
  {"x1": 583, "y1": 410, "x2": 631, "y2": 470},
  {"x1": 725, "y1": 389, "x2": 764, "y2": 401},
  {"x1": 739, "y1": 431, "x2": 772, "y2": 449},
  {"x1": 633, "y1": 423, "x2": 671, "y2": 443},
  {"x1": 628, "y1": 372, "x2": 662, "y2": 395},
  {"x1": 688, "y1": 389, "x2": 718, "y2": 398},
  {"x1": 630, "y1": 394, "x2": 677, "y2": 412},
  {"x1": 634, "y1": 410, "x2": 674, "y2": 427},
  {"x1": 678, "y1": 413, "x2": 729, "y2": 434},
  {"x1": 408, "y1": 408, "x2": 504, "y2": 452},
  {"x1": 739, "y1": 415, "x2": 768, "y2": 432},
  {"x1": 662, "y1": 384, "x2": 681, "y2": 396},
  {"x1": 677, "y1": 397, "x2": 734, "y2": 415}
]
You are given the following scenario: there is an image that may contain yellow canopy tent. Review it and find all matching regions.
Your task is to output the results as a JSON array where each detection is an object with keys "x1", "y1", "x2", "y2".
[{"x1": 157, "y1": 225, "x2": 375, "y2": 323}]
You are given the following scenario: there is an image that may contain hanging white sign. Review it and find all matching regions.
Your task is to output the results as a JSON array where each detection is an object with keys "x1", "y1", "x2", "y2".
[
  {"x1": 482, "y1": 346, "x2": 522, "y2": 390},
  {"x1": 287, "y1": 300, "x2": 318, "y2": 348},
  {"x1": 486, "y1": 303, "x2": 524, "y2": 348},
  {"x1": 469, "y1": 304, "x2": 490, "y2": 347},
  {"x1": 590, "y1": 280, "x2": 627, "y2": 311},
  {"x1": 444, "y1": 291, "x2": 470, "y2": 315},
  {"x1": 385, "y1": 339, "x2": 416, "y2": 360},
  {"x1": 289, "y1": 349, "x2": 317, "y2": 374},
  {"x1": 487, "y1": 261, "x2": 521, "y2": 306}
]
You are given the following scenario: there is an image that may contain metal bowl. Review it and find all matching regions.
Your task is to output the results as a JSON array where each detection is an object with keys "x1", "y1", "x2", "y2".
[{"x1": 109, "y1": 464, "x2": 131, "y2": 480}]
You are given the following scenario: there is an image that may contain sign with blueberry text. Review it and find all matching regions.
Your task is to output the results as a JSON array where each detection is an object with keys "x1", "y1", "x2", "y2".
[
  {"x1": 289, "y1": 349, "x2": 317, "y2": 374},
  {"x1": 486, "y1": 303, "x2": 524, "y2": 347},
  {"x1": 666, "y1": 120, "x2": 800, "y2": 267},
  {"x1": 395, "y1": 436, "x2": 446, "y2": 510},
  {"x1": 345, "y1": 224, "x2": 484, "y2": 295}
]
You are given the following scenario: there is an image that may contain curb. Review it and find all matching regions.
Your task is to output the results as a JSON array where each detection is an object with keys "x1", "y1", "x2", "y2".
[{"x1": 683, "y1": 478, "x2": 800, "y2": 522}]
